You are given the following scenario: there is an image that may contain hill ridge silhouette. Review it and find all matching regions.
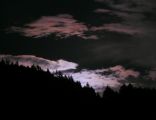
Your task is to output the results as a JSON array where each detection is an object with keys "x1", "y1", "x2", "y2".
[{"x1": 0, "y1": 60, "x2": 156, "y2": 117}]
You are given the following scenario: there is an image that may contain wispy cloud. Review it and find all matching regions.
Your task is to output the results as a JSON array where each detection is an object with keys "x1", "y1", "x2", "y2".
[
  {"x1": 95, "y1": 0, "x2": 156, "y2": 12},
  {"x1": 8, "y1": 14, "x2": 98, "y2": 40},
  {"x1": 9, "y1": 15, "x2": 81, "y2": 38},
  {"x1": 94, "y1": 8, "x2": 112, "y2": 14},
  {"x1": 91, "y1": 23, "x2": 142, "y2": 35},
  {"x1": 93, "y1": 0, "x2": 156, "y2": 37},
  {"x1": 110, "y1": 65, "x2": 140, "y2": 79}
]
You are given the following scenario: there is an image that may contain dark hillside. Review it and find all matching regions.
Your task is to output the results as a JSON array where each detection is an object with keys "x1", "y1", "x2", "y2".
[{"x1": 0, "y1": 61, "x2": 156, "y2": 118}]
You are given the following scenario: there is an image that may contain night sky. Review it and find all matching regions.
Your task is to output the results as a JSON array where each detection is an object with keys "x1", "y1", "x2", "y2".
[{"x1": 1, "y1": 0, "x2": 156, "y2": 93}]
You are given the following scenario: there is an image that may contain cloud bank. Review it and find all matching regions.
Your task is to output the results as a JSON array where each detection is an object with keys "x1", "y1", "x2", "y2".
[
  {"x1": 0, "y1": 55, "x2": 78, "y2": 72},
  {"x1": 0, "y1": 54, "x2": 144, "y2": 93}
]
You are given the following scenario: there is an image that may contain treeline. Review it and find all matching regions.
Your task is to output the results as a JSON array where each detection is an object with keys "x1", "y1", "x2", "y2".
[
  {"x1": 0, "y1": 60, "x2": 99, "y2": 103},
  {"x1": 0, "y1": 60, "x2": 156, "y2": 117}
]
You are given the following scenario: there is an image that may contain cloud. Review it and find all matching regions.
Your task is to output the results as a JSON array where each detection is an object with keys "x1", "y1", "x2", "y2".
[
  {"x1": 0, "y1": 55, "x2": 78, "y2": 72},
  {"x1": 94, "y1": 8, "x2": 112, "y2": 14},
  {"x1": 95, "y1": 0, "x2": 156, "y2": 12},
  {"x1": 93, "y1": 0, "x2": 156, "y2": 37},
  {"x1": 91, "y1": 23, "x2": 142, "y2": 35},
  {"x1": 9, "y1": 14, "x2": 99, "y2": 39},
  {"x1": 113, "y1": 0, "x2": 156, "y2": 13},
  {"x1": 65, "y1": 66, "x2": 140, "y2": 93},
  {"x1": 1, "y1": 54, "x2": 156, "y2": 93},
  {"x1": 148, "y1": 70, "x2": 156, "y2": 81},
  {"x1": 1, "y1": 0, "x2": 156, "y2": 94},
  {"x1": 82, "y1": 35, "x2": 99, "y2": 40},
  {"x1": 66, "y1": 69, "x2": 121, "y2": 93},
  {"x1": 0, "y1": 54, "x2": 141, "y2": 93},
  {"x1": 110, "y1": 65, "x2": 140, "y2": 79}
]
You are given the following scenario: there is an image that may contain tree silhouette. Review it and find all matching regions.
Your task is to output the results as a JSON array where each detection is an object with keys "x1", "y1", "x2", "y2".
[{"x1": 0, "y1": 60, "x2": 156, "y2": 116}]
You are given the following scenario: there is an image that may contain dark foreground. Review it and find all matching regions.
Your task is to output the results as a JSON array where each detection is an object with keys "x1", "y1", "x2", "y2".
[{"x1": 0, "y1": 61, "x2": 156, "y2": 119}]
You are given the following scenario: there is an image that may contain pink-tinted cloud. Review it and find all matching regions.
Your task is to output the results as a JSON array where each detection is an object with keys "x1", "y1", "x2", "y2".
[
  {"x1": 66, "y1": 69, "x2": 122, "y2": 93},
  {"x1": 148, "y1": 70, "x2": 156, "y2": 81},
  {"x1": 0, "y1": 54, "x2": 141, "y2": 93},
  {"x1": 66, "y1": 66, "x2": 140, "y2": 93},
  {"x1": 91, "y1": 23, "x2": 142, "y2": 35},
  {"x1": 110, "y1": 65, "x2": 140, "y2": 79},
  {"x1": 9, "y1": 14, "x2": 98, "y2": 39},
  {"x1": 9, "y1": 13, "x2": 143, "y2": 39},
  {"x1": 0, "y1": 55, "x2": 78, "y2": 72}
]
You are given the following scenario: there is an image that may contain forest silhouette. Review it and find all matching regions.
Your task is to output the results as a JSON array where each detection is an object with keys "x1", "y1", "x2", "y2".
[{"x1": 0, "y1": 60, "x2": 156, "y2": 117}]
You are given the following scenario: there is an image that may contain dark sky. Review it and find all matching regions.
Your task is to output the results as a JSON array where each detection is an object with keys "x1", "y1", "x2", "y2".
[{"x1": 1, "y1": 0, "x2": 156, "y2": 92}]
